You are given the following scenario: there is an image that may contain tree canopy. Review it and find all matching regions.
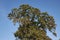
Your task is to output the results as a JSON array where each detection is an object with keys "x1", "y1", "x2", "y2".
[{"x1": 8, "y1": 4, "x2": 57, "y2": 40}]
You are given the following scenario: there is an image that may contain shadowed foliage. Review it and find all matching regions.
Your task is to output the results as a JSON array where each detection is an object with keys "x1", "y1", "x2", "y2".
[{"x1": 8, "y1": 4, "x2": 57, "y2": 40}]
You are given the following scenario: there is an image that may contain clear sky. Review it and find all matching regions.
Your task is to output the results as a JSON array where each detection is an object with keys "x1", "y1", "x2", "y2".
[{"x1": 0, "y1": 0, "x2": 60, "y2": 40}]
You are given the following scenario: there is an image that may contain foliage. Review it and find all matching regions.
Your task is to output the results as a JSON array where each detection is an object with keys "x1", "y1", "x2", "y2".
[{"x1": 8, "y1": 4, "x2": 56, "y2": 40}]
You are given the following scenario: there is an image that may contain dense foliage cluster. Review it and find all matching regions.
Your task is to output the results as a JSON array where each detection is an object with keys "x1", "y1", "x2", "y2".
[{"x1": 8, "y1": 4, "x2": 56, "y2": 40}]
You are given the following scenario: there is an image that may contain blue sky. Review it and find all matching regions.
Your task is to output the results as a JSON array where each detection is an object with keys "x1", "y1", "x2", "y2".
[{"x1": 0, "y1": 0, "x2": 60, "y2": 40}]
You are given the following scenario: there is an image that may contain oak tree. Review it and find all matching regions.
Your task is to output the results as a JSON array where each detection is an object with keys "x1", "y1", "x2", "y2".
[{"x1": 8, "y1": 4, "x2": 57, "y2": 40}]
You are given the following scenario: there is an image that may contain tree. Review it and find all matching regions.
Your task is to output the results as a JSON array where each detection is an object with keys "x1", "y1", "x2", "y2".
[{"x1": 8, "y1": 4, "x2": 57, "y2": 40}]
